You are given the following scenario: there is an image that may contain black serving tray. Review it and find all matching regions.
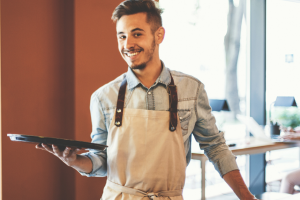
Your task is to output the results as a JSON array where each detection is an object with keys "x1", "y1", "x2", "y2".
[{"x1": 7, "y1": 134, "x2": 107, "y2": 151}]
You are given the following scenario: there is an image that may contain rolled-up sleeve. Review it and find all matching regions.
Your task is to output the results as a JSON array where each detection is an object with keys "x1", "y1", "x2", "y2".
[
  {"x1": 78, "y1": 92, "x2": 108, "y2": 177},
  {"x1": 192, "y1": 83, "x2": 239, "y2": 177}
]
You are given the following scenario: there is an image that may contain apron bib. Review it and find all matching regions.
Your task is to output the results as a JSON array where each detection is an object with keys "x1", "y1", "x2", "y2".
[{"x1": 101, "y1": 75, "x2": 186, "y2": 200}]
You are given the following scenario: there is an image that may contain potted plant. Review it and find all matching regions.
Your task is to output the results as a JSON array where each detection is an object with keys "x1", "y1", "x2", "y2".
[{"x1": 273, "y1": 107, "x2": 300, "y2": 133}]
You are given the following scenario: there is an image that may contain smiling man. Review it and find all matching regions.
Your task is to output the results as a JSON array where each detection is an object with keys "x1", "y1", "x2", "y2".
[
  {"x1": 118, "y1": 24, "x2": 157, "y2": 70},
  {"x1": 115, "y1": 5, "x2": 165, "y2": 89},
  {"x1": 36, "y1": 0, "x2": 257, "y2": 199}
]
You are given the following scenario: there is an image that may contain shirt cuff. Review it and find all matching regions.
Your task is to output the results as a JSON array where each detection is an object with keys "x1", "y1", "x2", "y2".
[
  {"x1": 214, "y1": 151, "x2": 239, "y2": 177},
  {"x1": 77, "y1": 152, "x2": 107, "y2": 177}
]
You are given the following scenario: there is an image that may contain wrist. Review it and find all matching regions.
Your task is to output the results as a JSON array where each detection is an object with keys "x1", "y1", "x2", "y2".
[
  {"x1": 70, "y1": 155, "x2": 93, "y2": 174},
  {"x1": 67, "y1": 154, "x2": 81, "y2": 167},
  {"x1": 241, "y1": 193, "x2": 257, "y2": 200}
]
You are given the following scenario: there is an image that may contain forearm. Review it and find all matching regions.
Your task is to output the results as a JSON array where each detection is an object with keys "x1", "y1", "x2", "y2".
[
  {"x1": 223, "y1": 170, "x2": 256, "y2": 200},
  {"x1": 69, "y1": 154, "x2": 93, "y2": 174}
]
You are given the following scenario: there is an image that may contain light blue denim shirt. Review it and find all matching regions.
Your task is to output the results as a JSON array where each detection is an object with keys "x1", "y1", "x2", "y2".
[{"x1": 80, "y1": 62, "x2": 238, "y2": 177}]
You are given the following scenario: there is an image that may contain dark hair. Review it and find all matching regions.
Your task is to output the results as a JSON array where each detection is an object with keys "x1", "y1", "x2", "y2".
[{"x1": 112, "y1": 0, "x2": 163, "y2": 33}]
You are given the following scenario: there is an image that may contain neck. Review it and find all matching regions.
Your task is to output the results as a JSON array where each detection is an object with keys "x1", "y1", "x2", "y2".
[{"x1": 132, "y1": 58, "x2": 162, "y2": 89}]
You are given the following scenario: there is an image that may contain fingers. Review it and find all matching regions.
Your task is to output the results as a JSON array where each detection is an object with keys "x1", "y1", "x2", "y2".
[
  {"x1": 35, "y1": 143, "x2": 43, "y2": 150},
  {"x1": 36, "y1": 143, "x2": 65, "y2": 156},
  {"x1": 35, "y1": 143, "x2": 51, "y2": 150},
  {"x1": 52, "y1": 145, "x2": 77, "y2": 157},
  {"x1": 52, "y1": 145, "x2": 63, "y2": 156},
  {"x1": 63, "y1": 147, "x2": 72, "y2": 157},
  {"x1": 43, "y1": 143, "x2": 55, "y2": 152},
  {"x1": 35, "y1": 143, "x2": 80, "y2": 167},
  {"x1": 36, "y1": 143, "x2": 54, "y2": 153},
  {"x1": 281, "y1": 134, "x2": 298, "y2": 140},
  {"x1": 36, "y1": 143, "x2": 79, "y2": 162},
  {"x1": 63, "y1": 147, "x2": 80, "y2": 157}
]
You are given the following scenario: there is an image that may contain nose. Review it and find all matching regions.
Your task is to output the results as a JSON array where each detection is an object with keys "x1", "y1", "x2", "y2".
[{"x1": 124, "y1": 36, "x2": 134, "y2": 50}]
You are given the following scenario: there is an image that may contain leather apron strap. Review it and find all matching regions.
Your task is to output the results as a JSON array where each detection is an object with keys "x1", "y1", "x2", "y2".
[
  {"x1": 114, "y1": 77, "x2": 127, "y2": 127},
  {"x1": 114, "y1": 74, "x2": 178, "y2": 132},
  {"x1": 168, "y1": 76, "x2": 178, "y2": 131},
  {"x1": 107, "y1": 180, "x2": 182, "y2": 199}
]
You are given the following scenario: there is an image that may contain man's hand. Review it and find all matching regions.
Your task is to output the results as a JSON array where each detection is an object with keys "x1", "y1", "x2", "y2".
[
  {"x1": 36, "y1": 143, "x2": 80, "y2": 167},
  {"x1": 36, "y1": 143, "x2": 93, "y2": 173},
  {"x1": 223, "y1": 170, "x2": 258, "y2": 200},
  {"x1": 281, "y1": 132, "x2": 300, "y2": 140}
]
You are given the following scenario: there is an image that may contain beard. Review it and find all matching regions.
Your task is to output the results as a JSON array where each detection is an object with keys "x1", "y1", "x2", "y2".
[
  {"x1": 126, "y1": 38, "x2": 156, "y2": 70},
  {"x1": 131, "y1": 62, "x2": 147, "y2": 70}
]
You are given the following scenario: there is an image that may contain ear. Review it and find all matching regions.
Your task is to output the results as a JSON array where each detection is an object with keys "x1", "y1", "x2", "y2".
[{"x1": 155, "y1": 27, "x2": 165, "y2": 44}]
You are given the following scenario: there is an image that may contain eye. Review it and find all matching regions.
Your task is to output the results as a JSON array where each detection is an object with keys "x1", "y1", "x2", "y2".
[
  {"x1": 134, "y1": 33, "x2": 142, "y2": 37},
  {"x1": 118, "y1": 35, "x2": 126, "y2": 40}
]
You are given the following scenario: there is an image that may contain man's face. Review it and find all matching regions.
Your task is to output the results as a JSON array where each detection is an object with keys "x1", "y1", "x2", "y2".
[{"x1": 116, "y1": 13, "x2": 156, "y2": 70}]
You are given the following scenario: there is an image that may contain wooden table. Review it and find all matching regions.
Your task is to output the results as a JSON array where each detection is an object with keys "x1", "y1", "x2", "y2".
[{"x1": 191, "y1": 138, "x2": 300, "y2": 200}]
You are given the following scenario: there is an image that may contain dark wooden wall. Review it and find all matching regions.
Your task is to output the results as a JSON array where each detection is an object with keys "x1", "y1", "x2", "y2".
[{"x1": 2, "y1": 0, "x2": 124, "y2": 199}]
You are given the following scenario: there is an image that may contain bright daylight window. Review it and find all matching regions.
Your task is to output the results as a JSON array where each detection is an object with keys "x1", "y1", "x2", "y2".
[
  {"x1": 265, "y1": 0, "x2": 300, "y2": 192},
  {"x1": 159, "y1": 0, "x2": 248, "y2": 198}
]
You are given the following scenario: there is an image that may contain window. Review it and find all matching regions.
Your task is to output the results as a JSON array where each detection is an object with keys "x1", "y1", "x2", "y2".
[
  {"x1": 160, "y1": 0, "x2": 249, "y2": 198},
  {"x1": 266, "y1": 0, "x2": 300, "y2": 192}
]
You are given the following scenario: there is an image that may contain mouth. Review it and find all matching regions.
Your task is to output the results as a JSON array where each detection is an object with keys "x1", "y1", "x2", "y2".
[
  {"x1": 123, "y1": 49, "x2": 143, "y2": 58},
  {"x1": 126, "y1": 51, "x2": 140, "y2": 57}
]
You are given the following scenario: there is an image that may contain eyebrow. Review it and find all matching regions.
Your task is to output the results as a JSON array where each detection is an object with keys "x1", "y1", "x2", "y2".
[{"x1": 117, "y1": 28, "x2": 145, "y2": 35}]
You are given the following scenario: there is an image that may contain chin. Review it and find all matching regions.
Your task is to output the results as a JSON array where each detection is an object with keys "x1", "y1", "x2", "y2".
[{"x1": 130, "y1": 63, "x2": 147, "y2": 70}]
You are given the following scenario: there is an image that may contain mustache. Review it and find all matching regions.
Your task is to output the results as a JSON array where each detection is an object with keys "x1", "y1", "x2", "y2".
[{"x1": 122, "y1": 47, "x2": 143, "y2": 54}]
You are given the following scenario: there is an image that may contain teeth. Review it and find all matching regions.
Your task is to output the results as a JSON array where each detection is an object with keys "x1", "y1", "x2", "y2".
[{"x1": 127, "y1": 52, "x2": 139, "y2": 57}]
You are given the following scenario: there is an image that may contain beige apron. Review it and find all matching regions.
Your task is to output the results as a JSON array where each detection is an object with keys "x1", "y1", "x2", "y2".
[{"x1": 101, "y1": 77, "x2": 186, "y2": 200}]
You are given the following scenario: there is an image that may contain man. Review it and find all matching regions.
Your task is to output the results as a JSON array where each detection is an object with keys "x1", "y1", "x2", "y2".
[{"x1": 37, "y1": 0, "x2": 257, "y2": 199}]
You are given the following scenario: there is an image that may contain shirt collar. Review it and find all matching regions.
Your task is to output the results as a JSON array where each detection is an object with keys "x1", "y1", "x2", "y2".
[{"x1": 126, "y1": 61, "x2": 171, "y2": 90}]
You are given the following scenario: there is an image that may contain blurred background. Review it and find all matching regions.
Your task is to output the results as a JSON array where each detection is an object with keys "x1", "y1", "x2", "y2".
[{"x1": 158, "y1": 0, "x2": 300, "y2": 199}]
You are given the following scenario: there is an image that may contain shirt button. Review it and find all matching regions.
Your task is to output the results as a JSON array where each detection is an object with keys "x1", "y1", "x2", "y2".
[{"x1": 148, "y1": 92, "x2": 151, "y2": 95}]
